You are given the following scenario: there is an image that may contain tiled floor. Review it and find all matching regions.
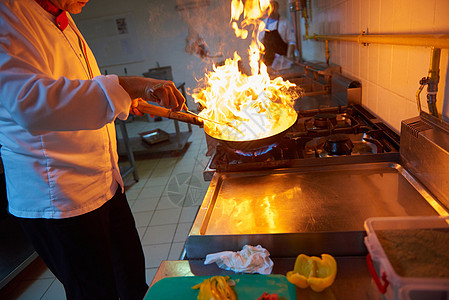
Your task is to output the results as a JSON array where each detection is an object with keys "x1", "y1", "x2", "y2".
[{"x1": 0, "y1": 117, "x2": 210, "y2": 300}]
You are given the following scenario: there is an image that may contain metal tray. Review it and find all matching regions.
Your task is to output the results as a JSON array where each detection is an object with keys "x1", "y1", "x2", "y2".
[
  {"x1": 186, "y1": 162, "x2": 447, "y2": 258},
  {"x1": 139, "y1": 129, "x2": 169, "y2": 145}
]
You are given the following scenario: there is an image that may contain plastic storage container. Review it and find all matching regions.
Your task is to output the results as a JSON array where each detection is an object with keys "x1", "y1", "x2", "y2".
[{"x1": 364, "y1": 216, "x2": 449, "y2": 300}]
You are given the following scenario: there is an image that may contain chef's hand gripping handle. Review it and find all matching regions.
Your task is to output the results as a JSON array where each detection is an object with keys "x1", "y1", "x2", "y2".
[
  {"x1": 366, "y1": 253, "x2": 389, "y2": 294},
  {"x1": 137, "y1": 101, "x2": 203, "y2": 127}
]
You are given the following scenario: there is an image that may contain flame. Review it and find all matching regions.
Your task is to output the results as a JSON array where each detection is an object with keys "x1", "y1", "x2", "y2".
[{"x1": 193, "y1": 0, "x2": 301, "y2": 142}]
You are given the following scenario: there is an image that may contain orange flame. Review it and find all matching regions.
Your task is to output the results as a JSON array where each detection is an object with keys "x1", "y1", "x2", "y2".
[{"x1": 193, "y1": 0, "x2": 300, "y2": 142}]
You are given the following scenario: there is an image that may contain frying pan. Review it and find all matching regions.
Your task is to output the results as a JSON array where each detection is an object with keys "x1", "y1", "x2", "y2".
[
  {"x1": 204, "y1": 114, "x2": 298, "y2": 152},
  {"x1": 137, "y1": 101, "x2": 298, "y2": 152}
]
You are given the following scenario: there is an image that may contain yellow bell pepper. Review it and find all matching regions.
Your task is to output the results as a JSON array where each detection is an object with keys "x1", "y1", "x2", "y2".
[
  {"x1": 192, "y1": 275, "x2": 236, "y2": 300},
  {"x1": 286, "y1": 253, "x2": 337, "y2": 292}
]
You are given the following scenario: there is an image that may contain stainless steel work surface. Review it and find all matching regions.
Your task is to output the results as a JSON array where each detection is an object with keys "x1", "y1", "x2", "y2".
[{"x1": 196, "y1": 162, "x2": 444, "y2": 236}]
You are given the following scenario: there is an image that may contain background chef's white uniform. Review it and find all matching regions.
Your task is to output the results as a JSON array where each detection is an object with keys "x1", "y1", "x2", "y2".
[
  {"x1": 259, "y1": 16, "x2": 296, "y2": 66},
  {"x1": 259, "y1": 16, "x2": 296, "y2": 46}
]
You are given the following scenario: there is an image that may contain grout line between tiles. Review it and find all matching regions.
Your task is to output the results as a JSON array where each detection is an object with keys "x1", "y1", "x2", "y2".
[{"x1": 38, "y1": 278, "x2": 57, "y2": 300}]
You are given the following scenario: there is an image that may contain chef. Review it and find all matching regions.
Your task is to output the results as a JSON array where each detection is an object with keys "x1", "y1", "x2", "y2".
[
  {"x1": 0, "y1": 0, "x2": 185, "y2": 299},
  {"x1": 259, "y1": 0, "x2": 297, "y2": 66}
]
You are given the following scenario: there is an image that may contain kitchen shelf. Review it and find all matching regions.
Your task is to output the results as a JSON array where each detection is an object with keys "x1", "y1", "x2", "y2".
[{"x1": 117, "y1": 130, "x2": 192, "y2": 157}]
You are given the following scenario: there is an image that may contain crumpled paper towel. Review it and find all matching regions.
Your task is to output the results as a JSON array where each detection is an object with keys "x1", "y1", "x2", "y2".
[
  {"x1": 271, "y1": 53, "x2": 293, "y2": 70},
  {"x1": 204, "y1": 245, "x2": 274, "y2": 274}
]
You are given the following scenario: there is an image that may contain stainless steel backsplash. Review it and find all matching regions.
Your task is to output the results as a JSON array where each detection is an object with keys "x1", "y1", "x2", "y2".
[{"x1": 400, "y1": 112, "x2": 449, "y2": 210}]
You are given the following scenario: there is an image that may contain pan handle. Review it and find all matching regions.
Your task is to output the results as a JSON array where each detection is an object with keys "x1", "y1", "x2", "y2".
[{"x1": 136, "y1": 101, "x2": 203, "y2": 127}]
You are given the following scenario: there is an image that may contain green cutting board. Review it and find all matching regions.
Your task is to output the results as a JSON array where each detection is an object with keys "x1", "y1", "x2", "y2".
[{"x1": 145, "y1": 274, "x2": 296, "y2": 300}]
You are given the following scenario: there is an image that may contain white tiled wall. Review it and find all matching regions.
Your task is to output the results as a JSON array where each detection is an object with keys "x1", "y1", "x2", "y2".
[{"x1": 301, "y1": 0, "x2": 449, "y2": 132}]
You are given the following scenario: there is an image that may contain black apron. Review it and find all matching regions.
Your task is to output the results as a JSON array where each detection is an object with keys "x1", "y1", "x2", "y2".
[{"x1": 262, "y1": 19, "x2": 288, "y2": 66}]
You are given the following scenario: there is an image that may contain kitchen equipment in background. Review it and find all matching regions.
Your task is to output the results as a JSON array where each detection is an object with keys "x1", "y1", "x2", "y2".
[
  {"x1": 289, "y1": 0, "x2": 306, "y2": 62},
  {"x1": 283, "y1": 61, "x2": 362, "y2": 111},
  {"x1": 331, "y1": 72, "x2": 362, "y2": 106},
  {"x1": 143, "y1": 66, "x2": 174, "y2": 82},
  {"x1": 175, "y1": 0, "x2": 210, "y2": 11},
  {"x1": 400, "y1": 112, "x2": 449, "y2": 211}
]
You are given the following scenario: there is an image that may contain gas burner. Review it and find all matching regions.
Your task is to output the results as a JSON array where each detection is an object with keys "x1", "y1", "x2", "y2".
[
  {"x1": 300, "y1": 112, "x2": 362, "y2": 136},
  {"x1": 324, "y1": 134, "x2": 354, "y2": 155},
  {"x1": 209, "y1": 143, "x2": 274, "y2": 168},
  {"x1": 313, "y1": 113, "x2": 337, "y2": 128},
  {"x1": 209, "y1": 139, "x2": 301, "y2": 171},
  {"x1": 233, "y1": 146, "x2": 275, "y2": 162},
  {"x1": 305, "y1": 132, "x2": 390, "y2": 158},
  {"x1": 234, "y1": 143, "x2": 278, "y2": 158}
]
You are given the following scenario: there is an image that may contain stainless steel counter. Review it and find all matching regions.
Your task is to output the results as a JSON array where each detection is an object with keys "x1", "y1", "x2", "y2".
[
  {"x1": 150, "y1": 258, "x2": 383, "y2": 300},
  {"x1": 186, "y1": 159, "x2": 446, "y2": 259}
]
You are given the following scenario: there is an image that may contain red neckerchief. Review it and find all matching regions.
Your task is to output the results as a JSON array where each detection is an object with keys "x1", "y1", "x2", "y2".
[
  {"x1": 34, "y1": 0, "x2": 68, "y2": 31},
  {"x1": 34, "y1": 0, "x2": 93, "y2": 78}
]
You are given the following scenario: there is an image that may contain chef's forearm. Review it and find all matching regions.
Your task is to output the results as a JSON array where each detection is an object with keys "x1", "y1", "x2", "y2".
[{"x1": 118, "y1": 76, "x2": 145, "y2": 100}]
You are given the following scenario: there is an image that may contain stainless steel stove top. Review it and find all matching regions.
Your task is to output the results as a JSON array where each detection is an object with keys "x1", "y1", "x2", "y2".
[{"x1": 187, "y1": 111, "x2": 449, "y2": 259}]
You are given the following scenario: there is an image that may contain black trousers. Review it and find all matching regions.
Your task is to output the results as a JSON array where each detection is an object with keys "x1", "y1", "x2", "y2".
[{"x1": 17, "y1": 188, "x2": 148, "y2": 300}]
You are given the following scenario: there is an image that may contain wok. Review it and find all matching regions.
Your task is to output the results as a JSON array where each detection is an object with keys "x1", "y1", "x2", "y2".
[{"x1": 137, "y1": 101, "x2": 298, "y2": 152}]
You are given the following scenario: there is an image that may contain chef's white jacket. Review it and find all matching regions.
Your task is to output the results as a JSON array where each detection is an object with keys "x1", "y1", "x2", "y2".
[
  {"x1": 259, "y1": 16, "x2": 296, "y2": 46},
  {"x1": 0, "y1": 0, "x2": 132, "y2": 218}
]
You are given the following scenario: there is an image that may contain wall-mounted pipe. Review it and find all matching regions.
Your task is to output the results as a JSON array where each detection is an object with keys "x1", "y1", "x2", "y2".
[
  {"x1": 325, "y1": 40, "x2": 330, "y2": 65},
  {"x1": 289, "y1": 1, "x2": 303, "y2": 62},
  {"x1": 289, "y1": 0, "x2": 310, "y2": 62},
  {"x1": 306, "y1": 33, "x2": 447, "y2": 117},
  {"x1": 415, "y1": 48, "x2": 441, "y2": 117},
  {"x1": 425, "y1": 48, "x2": 441, "y2": 116},
  {"x1": 416, "y1": 80, "x2": 425, "y2": 114},
  {"x1": 306, "y1": 33, "x2": 449, "y2": 49}
]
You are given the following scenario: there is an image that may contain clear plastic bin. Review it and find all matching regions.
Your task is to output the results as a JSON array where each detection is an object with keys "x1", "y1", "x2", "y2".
[{"x1": 364, "y1": 216, "x2": 449, "y2": 300}]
